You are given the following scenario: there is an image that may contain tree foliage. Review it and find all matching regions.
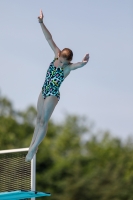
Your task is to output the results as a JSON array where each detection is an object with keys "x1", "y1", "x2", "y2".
[{"x1": 0, "y1": 94, "x2": 133, "y2": 200}]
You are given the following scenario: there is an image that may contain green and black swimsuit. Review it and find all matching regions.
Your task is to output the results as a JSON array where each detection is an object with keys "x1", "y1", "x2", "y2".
[{"x1": 42, "y1": 58, "x2": 64, "y2": 100}]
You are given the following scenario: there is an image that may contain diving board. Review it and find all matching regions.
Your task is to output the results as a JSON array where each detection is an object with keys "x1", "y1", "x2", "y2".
[
  {"x1": 0, "y1": 148, "x2": 51, "y2": 200},
  {"x1": 0, "y1": 190, "x2": 51, "y2": 200}
]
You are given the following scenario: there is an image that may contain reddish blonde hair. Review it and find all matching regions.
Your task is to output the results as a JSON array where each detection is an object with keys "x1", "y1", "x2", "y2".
[{"x1": 59, "y1": 48, "x2": 73, "y2": 61}]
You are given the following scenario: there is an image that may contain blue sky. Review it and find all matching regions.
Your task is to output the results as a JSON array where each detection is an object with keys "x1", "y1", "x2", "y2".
[{"x1": 0, "y1": 0, "x2": 133, "y2": 140}]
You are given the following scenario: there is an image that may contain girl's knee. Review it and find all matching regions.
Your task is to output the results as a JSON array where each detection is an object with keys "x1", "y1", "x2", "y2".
[
  {"x1": 40, "y1": 118, "x2": 48, "y2": 126},
  {"x1": 36, "y1": 116, "x2": 41, "y2": 124},
  {"x1": 37, "y1": 113, "x2": 49, "y2": 126}
]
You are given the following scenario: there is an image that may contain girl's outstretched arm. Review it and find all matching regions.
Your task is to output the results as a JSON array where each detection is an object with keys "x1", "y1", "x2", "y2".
[
  {"x1": 69, "y1": 54, "x2": 90, "y2": 70},
  {"x1": 38, "y1": 10, "x2": 60, "y2": 57}
]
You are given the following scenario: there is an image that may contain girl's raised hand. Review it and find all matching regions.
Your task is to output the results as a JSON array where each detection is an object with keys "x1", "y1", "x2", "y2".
[
  {"x1": 38, "y1": 10, "x2": 44, "y2": 23},
  {"x1": 82, "y1": 54, "x2": 90, "y2": 65}
]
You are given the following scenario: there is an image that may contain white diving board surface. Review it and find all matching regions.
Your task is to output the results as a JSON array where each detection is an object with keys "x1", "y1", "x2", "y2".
[{"x1": 0, "y1": 190, "x2": 51, "y2": 200}]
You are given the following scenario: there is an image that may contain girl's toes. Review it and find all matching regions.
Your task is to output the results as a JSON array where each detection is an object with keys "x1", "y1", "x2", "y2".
[{"x1": 25, "y1": 149, "x2": 36, "y2": 162}]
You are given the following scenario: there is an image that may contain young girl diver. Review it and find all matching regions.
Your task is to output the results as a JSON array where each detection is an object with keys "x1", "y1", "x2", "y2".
[{"x1": 25, "y1": 10, "x2": 89, "y2": 161}]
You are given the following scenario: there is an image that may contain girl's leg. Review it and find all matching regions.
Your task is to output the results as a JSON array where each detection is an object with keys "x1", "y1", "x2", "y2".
[
  {"x1": 25, "y1": 95, "x2": 58, "y2": 161},
  {"x1": 28, "y1": 92, "x2": 44, "y2": 149}
]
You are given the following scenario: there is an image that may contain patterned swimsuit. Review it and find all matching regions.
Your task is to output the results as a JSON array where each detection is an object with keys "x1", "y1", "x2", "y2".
[{"x1": 42, "y1": 58, "x2": 64, "y2": 100}]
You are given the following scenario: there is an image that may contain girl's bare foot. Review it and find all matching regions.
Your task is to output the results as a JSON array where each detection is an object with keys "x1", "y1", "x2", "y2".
[{"x1": 25, "y1": 148, "x2": 38, "y2": 162}]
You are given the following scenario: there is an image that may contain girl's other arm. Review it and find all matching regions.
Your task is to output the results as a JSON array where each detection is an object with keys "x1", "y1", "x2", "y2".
[{"x1": 69, "y1": 54, "x2": 89, "y2": 70}]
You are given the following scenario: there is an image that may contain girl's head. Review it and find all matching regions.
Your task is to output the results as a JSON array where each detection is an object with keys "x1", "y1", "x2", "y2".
[
  {"x1": 59, "y1": 48, "x2": 73, "y2": 61},
  {"x1": 58, "y1": 48, "x2": 73, "y2": 67}
]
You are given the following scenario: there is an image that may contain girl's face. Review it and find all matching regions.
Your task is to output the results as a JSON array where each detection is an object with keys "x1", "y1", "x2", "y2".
[{"x1": 58, "y1": 56, "x2": 70, "y2": 67}]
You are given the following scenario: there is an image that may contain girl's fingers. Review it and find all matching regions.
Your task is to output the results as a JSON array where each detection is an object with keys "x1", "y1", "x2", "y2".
[
  {"x1": 85, "y1": 54, "x2": 89, "y2": 60},
  {"x1": 40, "y1": 10, "x2": 42, "y2": 17},
  {"x1": 81, "y1": 53, "x2": 89, "y2": 63},
  {"x1": 40, "y1": 9, "x2": 43, "y2": 18}
]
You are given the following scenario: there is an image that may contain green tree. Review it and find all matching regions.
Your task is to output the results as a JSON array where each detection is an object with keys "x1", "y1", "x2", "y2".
[{"x1": 0, "y1": 94, "x2": 133, "y2": 200}]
